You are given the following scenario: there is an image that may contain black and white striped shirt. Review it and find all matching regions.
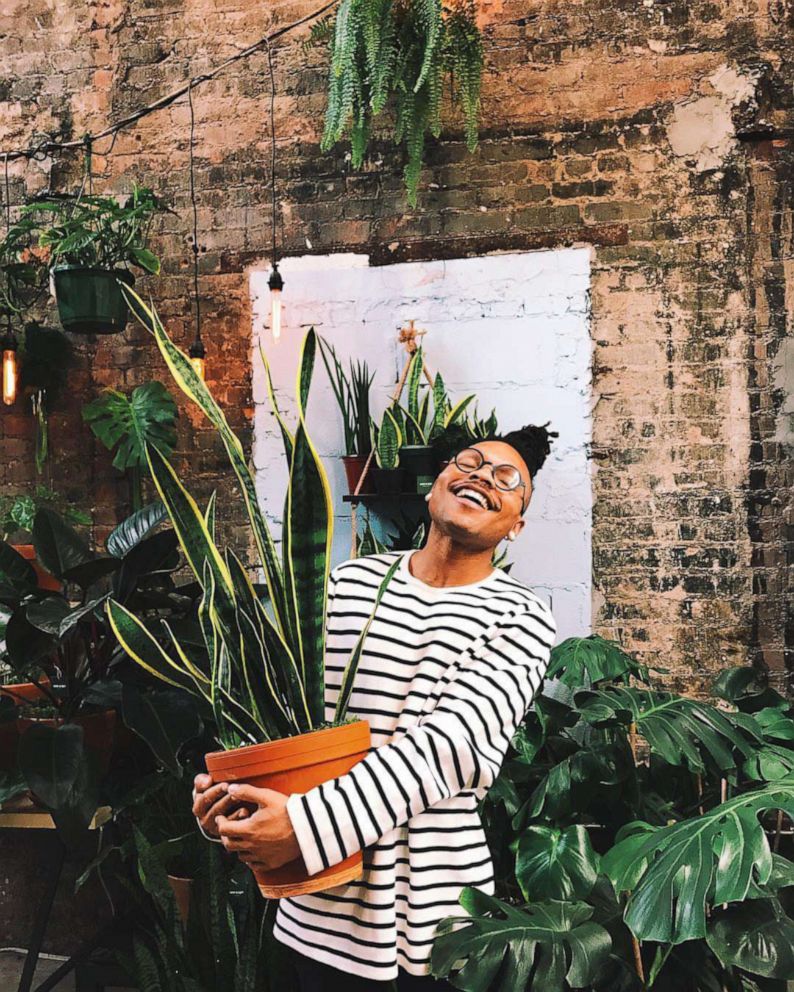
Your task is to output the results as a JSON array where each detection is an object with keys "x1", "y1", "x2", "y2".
[{"x1": 276, "y1": 549, "x2": 557, "y2": 981}]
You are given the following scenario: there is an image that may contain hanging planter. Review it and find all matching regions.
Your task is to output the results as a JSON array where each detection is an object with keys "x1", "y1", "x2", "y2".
[
  {"x1": 51, "y1": 266, "x2": 134, "y2": 334},
  {"x1": 17, "y1": 184, "x2": 166, "y2": 335}
]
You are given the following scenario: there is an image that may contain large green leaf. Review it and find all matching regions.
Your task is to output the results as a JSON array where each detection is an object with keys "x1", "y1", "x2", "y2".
[
  {"x1": 576, "y1": 685, "x2": 763, "y2": 776},
  {"x1": 27, "y1": 595, "x2": 108, "y2": 637},
  {"x1": 82, "y1": 381, "x2": 178, "y2": 472},
  {"x1": 515, "y1": 825, "x2": 600, "y2": 902},
  {"x1": 107, "y1": 599, "x2": 198, "y2": 693},
  {"x1": 0, "y1": 541, "x2": 36, "y2": 591},
  {"x1": 706, "y1": 898, "x2": 794, "y2": 979},
  {"x1": 546, "y1": 635, "x2": 653, "y2": 687},
  {"x1": 432, "y1": 888, "x2": 612, "y2": 992},
  {"x1": 106, "y1": 501, "x2": 167, "y2": 558},
  {"x1": 32, "y1": 507, "x2": 93, "y2": 579},
  {"x1": 121, "y1": 685, "x2": 202, "y2": 776},
  {"x1": 601, "y1": 775, "x2": 794, "y2": 943}
]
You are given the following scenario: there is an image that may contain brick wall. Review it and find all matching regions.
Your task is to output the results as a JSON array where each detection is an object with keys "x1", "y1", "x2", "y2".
[{"x1": 1, "y1": 0, "x2": 791, "y2": 694}]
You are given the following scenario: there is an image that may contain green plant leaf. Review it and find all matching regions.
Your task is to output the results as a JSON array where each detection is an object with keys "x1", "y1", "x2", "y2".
[
  {"x1": 0, "y1": 541, "x2": 37, "y2": 590},
  {"x1": 129, "y1": 247, "x2": 161, "y2": 274},
  {"x1": 546, "y1": 635, "x2": 652, "y2": 687},
  {"x1": 18, "y1": 721, "x2": 98, "y2": 833},
  {"x1": 121, "y1": 685, "x2": 202, "y2": 776},
  {"x1": 32, "y1": 507, "x2": 93, "y2": 578},
  {"x1": 515, "y1": 825, "x2": 600, "y2": 902},
  {"x1": 82, "y1": 381, "x2": 178, "y2": 472},
  {"x1": 106, "y1": 501, "x2": 167, "y2": 558},
  {"x1": 706, "y1": 898, "x2": 794, "y2": 979},
  {"x1": 601, "y1": 775, "x2": 794, "y2": 944},
  {"x1": 432, "y1": 888, "x2": 612, "y2": 992}
]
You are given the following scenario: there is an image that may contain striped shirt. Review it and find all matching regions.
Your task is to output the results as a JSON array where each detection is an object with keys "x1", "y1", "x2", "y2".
[{"x1": 275, "y1": 549, "x2": 557, "y2": 981}]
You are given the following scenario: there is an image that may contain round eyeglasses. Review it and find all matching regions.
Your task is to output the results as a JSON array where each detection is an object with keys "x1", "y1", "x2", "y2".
[{"x1": 452, "y1": 447, "x2": 528, "y2": 511}]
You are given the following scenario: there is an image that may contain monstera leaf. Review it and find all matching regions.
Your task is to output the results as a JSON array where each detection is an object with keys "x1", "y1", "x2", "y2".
[
  {"x1": 575, "y1": 685, "x2": 764, "y2": 776},
  {"x1": 706, "y1": 898, "x2": 794, "y2": 979},
  {"x1": 515, "y1": 825, "x2": 600, "y2": 902},
  {"x1": 431, "y1": 888, "x2": 612, "y2": 992},
  {"x1": 601, "y1": 775, "x2": 794, "y2": 944},
  {"x1": 82, "y1": 381, "x2": 178, "y2": 472},
  {"x1": 545, "y1": 635, "x2": 654, "y2": 688}
]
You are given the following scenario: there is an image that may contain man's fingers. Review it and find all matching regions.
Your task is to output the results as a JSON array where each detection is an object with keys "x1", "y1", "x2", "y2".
[
  {"x1": 192, "y1": 782, "x2": 228, "y2": 817},
  {"x1": 216, "y1": 813, "x2": 256, "y2": 839},
  {"x1": 226, "y1": 784, "x2": 285, "y2": 807},
  {"x1": 194, "y1": 773, "x2": 212, "y2": 792}
]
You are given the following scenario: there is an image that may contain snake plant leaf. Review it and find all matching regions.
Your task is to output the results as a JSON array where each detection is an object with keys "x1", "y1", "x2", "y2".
[
  {"x1": 376, "y1": 407, "x2": 402, "y2": 468},
  {"x1": 576, "y1": 685, "x2": 763, "y2": 776},
  {"x1": 33, "y1": 506, "x2": 94, "y2": 579},
  {"x1": 107, "y1": 599, "x2": 196, "y2": 692},
  {"x1": 432, "y1": 372, "x2": 446, "y2": 430},
  {"x1": 82, "y1": 381, "x2": 178, "y2": 472},
  {"x1": 406, "y1": 346, "x2": 423, "y2": 420},
  {"x1": 204, "y1": 491, "x2": 217, "y2": 539},
  {"x1": 706, "y1": 898, "x2": 794, "y2": 979},
  {"x1": 334, "y1": 556, "x2": 401, "y2": 722},
  {"x1": 259, "y1": 342, "x2": 294, "y2": 465},
  {"x1": 145, "y1": 445, "x2": 232, "y2": 599},
  {"x1": 106, "y1": 501, "x2": 167, "y2": 558},
  {"x1": 0, "y1": 541, "x2": 37, "y2": 590},
  {"x1": 545, "y1": 634, "x2": 652, "y2": 687},
  {"x1": 443, "y1": 393, "x2": 475, "y2": 428},
  {"x1": 601, "y1": 775, "x2": 794, "y2": 943},
  {"x1": 432, "y1": 888, "x2": 612, "y2": 992},
  {"x1": 515, "y1": 824, "x2": 600, "y2": 902},
  {"x1": 123, "y1": 285, "x2": 290, "y2": 646},
  {"x1": 285, "y1": 328, "x2": 334, "y2": 724},
  {"x1": 397, "y1": 403, "x2": 427, "y2": 446}
]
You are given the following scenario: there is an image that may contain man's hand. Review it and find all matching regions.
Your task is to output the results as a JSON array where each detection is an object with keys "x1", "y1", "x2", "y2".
[
  {"x1": 192, "y1": 773, "x2": 249, "y2": 839},
  {"x1": 216, "y1": 784, "x2": 302, "y2": 871}
]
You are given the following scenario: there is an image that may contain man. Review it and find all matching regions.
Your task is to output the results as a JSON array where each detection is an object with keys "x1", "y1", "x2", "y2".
[{"x1": 193, "y1": 424, "x2": 558, "y2": 990}]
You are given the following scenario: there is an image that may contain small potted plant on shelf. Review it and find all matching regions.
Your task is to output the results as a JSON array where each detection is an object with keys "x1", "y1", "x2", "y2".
[
  {"x1": 108, "y1": 288, "x2": 400, "y2": 899},
  {"x1": 18, "y1": 185, "x2": 165, "y2": 334},
  {"x1": 317, "y1": 336, "x2": 375, "y2": 494},
  {"x1": 369, "y1": 405, "x2": 406, "y2": 495}
]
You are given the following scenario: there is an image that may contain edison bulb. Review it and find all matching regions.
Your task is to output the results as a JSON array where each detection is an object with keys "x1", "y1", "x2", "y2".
[{"x1": 2, "y1": 346, "x2": 17, "y2": 406}]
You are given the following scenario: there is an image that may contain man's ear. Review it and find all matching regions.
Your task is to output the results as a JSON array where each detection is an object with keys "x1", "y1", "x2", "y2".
[{"x1": 510, "y1": 518, "x2": 526, "y2": 540}]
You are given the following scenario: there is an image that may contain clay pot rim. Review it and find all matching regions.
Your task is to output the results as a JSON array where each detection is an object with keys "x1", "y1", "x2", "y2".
[{"x1": 205, "y1": 720, "x2": 370, "y2": 775}]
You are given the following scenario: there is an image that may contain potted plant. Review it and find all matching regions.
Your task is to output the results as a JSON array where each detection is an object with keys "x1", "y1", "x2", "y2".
[
  {"x1": 18, "y1": 185, "x2": 165, "y2": 334},
  {"x1": 317, "y1": 336, "x2": 375, "y2": 494},
  {"x1": 0, "y1": 500, "x2": 198, "y2": 835},
  {"x1": 82, "y1": 380, "x2": 179, "y2": 511},
  {"x1": 430, "y1": 640, "x2": 794, "y2": 991},
  {"x1": 369, "y1": 405, "x2": 406, "y2": 495},
  {"x1": 397, "y1": 347, "x2": 476, "y2": 493},
  {"x1": 108, "y1": 288, "x2": 401, "y2": 898}
]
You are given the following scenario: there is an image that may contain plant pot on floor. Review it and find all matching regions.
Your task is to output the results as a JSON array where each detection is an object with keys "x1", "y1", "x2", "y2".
[
  {"x1": 371, "y1": 466, "x2": 407, "y2": 496},
  {"x1": 11, "y1": 544, "x2": 61, "y2": 592},
  {"x1": 341, "y1": 455, "x2": 374, "y2": 495},
  {"x1": 205, "y1": 721, "x2": 371, "y2": 899},
  {"x1": 167, "y1": 874, "x2": 194, "y2": 926},
  {"x1": 52, "y1": 267, "x2": 134, "y2": 335},
  {"x1": 399, "y1": 445, "x2": 438, "y2": 494}
]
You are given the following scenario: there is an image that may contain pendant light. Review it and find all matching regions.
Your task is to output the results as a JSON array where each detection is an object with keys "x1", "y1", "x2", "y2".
[
  {"x1": 266, "y1": 42, "x2": 284, "y2": 342},
  {"x1": 2, "y1": 155, "x2": 17, "y2": 405},
  {"x1": 187, "y1": 80, "x2": 206, "y2": 380}
]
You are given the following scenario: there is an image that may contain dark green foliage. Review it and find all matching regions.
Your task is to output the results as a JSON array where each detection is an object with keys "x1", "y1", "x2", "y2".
[{"x1": 315, "y1": 0, "x2": 484, "y2": 205}]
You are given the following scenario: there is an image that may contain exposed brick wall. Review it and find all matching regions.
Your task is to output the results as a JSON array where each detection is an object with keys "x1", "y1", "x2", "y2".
[{"x1": 0, "y1": 0, "x2": 791, "y2": 698}]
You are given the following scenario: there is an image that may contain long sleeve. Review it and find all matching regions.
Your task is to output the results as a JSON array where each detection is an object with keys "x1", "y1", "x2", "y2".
[{"x1": 286, "y1": 601, "x2": 556, "y2": 877}]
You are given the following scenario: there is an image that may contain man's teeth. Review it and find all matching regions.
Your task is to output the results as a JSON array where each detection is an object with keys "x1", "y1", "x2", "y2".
[{"x1": 456, "y1": 488, "x2": 489, "y2": 509}]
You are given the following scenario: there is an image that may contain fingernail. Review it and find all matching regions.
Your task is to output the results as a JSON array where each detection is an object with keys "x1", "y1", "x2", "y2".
[{"x1": 227, "y1": 784, "x2": 238, "y2": 793}]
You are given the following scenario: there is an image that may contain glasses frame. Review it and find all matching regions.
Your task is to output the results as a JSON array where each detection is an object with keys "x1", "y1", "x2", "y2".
[{"x1": 452, "y1": 447, "x2": 529, "y2": 513}]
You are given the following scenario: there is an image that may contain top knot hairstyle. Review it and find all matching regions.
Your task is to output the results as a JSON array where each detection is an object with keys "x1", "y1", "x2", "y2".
[{"x1": 488, "y1": 421, "x2": 558, "y2": 480}]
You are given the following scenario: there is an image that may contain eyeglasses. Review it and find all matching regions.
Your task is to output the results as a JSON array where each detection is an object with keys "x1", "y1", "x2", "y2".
[{"x1": 452, "y1": 447, "x2": 528, "y2": 511}]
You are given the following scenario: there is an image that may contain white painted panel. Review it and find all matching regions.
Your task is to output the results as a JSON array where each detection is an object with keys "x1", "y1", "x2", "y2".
[{"x1": 251, "y1": 248, "x2": 593, "y2": 643}]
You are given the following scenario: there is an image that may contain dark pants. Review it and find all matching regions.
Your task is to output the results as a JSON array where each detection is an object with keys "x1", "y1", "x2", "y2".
[{"x1": 292, "y1": 949, "x2": 455, "y2": 991}]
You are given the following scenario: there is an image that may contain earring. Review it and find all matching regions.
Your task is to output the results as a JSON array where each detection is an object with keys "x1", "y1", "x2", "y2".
[
  {"x1": 424, "y1": 491, "x2": 432, "y2": 502},
  {"x1": 507, "y1": 532, "x2": 515, "y2": 541}
]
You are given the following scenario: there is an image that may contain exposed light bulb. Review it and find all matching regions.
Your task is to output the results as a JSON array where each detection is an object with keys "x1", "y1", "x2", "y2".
[
  {"x1": 189, "y1": 340, "x2": 206, "y2": 381},
  {"x1": 2, "y1": 335, "x2": 18, "y2": 406},
  {"x1": 268, "y1": 264, "x2": 284, "y2": 342}
]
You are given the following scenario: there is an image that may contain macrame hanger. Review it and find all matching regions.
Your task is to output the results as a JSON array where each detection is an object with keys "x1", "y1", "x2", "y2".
[{"x1": 349, "y1": 320, "x2": 436, "y2": 559}]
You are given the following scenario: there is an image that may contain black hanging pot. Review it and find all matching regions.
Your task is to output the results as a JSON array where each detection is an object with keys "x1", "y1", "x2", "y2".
[
  {"x1": 399, "y1": 445, "x2": 438, "y2": 493},
  {"x1": 371, "y1": 467, "x2": 407, "y2": 496},
  {"x1": 52, "y1": 266, "x2": 134, "y2": 335}
]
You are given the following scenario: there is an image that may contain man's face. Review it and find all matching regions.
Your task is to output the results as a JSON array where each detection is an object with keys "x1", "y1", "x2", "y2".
[{"x1": 427, "y1": 441, "x2": 533, "y2": 551}]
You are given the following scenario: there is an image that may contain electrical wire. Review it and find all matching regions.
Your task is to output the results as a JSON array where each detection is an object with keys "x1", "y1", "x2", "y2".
[
  {"x1": 0, "y1": 1, "x2": 337, "y2": 163},
  {"x1": 265, "y1": 40, "x2": 279, "y2": 270},
  {"x1": 187, "y1": 80, "x2": 202, "y2": 352}
]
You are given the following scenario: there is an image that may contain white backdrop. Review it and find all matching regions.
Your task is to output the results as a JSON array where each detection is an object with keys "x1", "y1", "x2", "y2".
[{"x1": 250, "y1": 248, "x2": 593, "y2": 645}]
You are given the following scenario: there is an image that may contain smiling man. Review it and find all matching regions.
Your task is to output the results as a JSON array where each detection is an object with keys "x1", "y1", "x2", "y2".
[{"x1": 193, "y1": 423, "x2": 559, "y2": 990}]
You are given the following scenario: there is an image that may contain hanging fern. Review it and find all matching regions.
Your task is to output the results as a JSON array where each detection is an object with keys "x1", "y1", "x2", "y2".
[{"x1": 314, "y1": 0, "x2": 483, "y2": 206}]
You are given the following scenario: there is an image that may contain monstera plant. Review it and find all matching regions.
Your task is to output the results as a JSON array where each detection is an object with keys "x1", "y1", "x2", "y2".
[{"x1": 431, "y1": 640, "x2": 794, "y2": 991}]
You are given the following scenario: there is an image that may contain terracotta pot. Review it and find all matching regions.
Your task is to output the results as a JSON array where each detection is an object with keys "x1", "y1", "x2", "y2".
[
  {"x1": 341, "y1": 454, "x2": 374, "y2": 495},
  {"x1": 11, "y1": 545, "x2": 61, "y2": 592},
  {"x1": 167, "y1": 874, "x2": 194, "y2": 926},
  {"x1": 205, "y1": 721, "x2": 371, "y2": 899},
  {"x1": 16, "y1": 709, "x2": 118, "y2": 777}
]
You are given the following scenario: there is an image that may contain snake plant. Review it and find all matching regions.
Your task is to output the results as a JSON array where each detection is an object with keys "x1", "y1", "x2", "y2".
[
  {"x1": 107, "y1": 287, "x2": 398, "y2": 749},
  {"x1": 398, "y1": 346, "x2": 475, "y2": 446}
]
